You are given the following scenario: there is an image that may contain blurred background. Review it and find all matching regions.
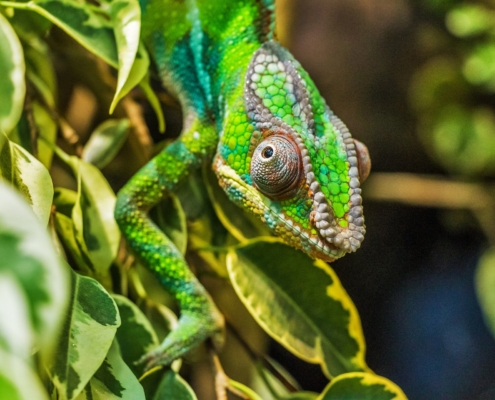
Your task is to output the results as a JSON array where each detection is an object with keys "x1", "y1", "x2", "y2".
[{"x1": 270, "y1": 1, "x2": 495, "y2": 399}]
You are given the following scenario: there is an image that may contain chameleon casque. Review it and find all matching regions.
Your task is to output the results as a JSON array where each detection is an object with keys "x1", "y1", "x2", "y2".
[{"x1": 115, "y1": 0, "x2": 371, "y2": 369}]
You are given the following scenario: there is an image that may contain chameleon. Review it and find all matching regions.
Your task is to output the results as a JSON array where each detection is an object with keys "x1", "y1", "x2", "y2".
[{"x1": 114, "y1": 0, "x2": 371, "y2": 370}]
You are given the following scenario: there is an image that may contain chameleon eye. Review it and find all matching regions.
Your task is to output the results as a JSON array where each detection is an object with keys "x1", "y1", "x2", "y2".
[{"x1": 250, "y1": 135, "x2": 303, "y2": 200}]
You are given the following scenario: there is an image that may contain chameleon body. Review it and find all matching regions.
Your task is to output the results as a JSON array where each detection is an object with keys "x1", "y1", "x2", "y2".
[{"x1": 115, "y1": 0, "x2": 369, "y2": 369}]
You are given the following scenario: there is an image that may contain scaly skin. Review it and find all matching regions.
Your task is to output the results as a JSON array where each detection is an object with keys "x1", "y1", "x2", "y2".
[{"x1": 115, "y1": 0, "x2": 369, "y2": 370}]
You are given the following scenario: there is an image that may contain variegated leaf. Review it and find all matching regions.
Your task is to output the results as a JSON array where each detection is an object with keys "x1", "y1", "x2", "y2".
[
  {"x1": 48, "y1": 272, "x2": 121, "y2": 400},
  {"x1": 0, "y1": 12, "x2": 25, "y2": 136},
  {"x1": 0, "y1": 182, "x2": 68, "y2": 360},
  {"x1": 74, "y1": 340, "x2": 145, "y2": 400},
  {"x1": 0, "y1": 134, "x2": 54, "y2": 226},
  {"x1": 227, "y1": 238, "x2": 367, "y2": 378},
  {"x1": 318, "y1": 372, "x2": 408, "y2": 400}
]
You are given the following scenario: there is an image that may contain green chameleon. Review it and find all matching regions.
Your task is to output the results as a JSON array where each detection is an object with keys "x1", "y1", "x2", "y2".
[{"x1": 115, "y1": 0, "x2": 371, "y2": 370}]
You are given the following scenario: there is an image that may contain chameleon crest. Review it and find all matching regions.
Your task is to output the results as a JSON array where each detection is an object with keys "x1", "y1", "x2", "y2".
[{"x1": 215, "y1": 42, "x2": 367, "y2": 261}]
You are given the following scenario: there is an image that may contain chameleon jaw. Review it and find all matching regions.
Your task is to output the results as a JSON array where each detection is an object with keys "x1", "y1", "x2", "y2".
[{"x1": 214, "y1": 157, "x2": 351, "y2": 262}]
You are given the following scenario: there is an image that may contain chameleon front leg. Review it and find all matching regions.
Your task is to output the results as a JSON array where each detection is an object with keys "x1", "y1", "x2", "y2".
[{"x1": 115, "y1": 129, "x2": 224, "y2": 370}]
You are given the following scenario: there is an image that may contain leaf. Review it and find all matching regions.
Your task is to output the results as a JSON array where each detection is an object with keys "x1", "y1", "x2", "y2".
[
  {"x1": 228, "y1": 379, "x2": 263, "y2": 400},
  {"x1": 0, "y1": 0, "x2": 118, "y2": 67},
  {"x1": 0, "y1": 348, "x2": 49, "y2": 400},
  {"x1": 82, "y1": 119, "x2": 130, "y2": 169},
  {"x1": 74, "y1": 340, "x2": 145, "y2": 400},
  {"x1": 227, "y1": 238, "x2": 367, "y2": 378},
  {"x1": 0, "y1": 12, "x2": 25, "y2": 135},
  {"x1": 446, "y1": 4, "x2": 494, "y2": 38},
  {"x1": 150, "y1": 193, "x2": 188, "y2": 256},
  {"x1": 56, "y1": 149, "x2": 120, "y2": 274},
  {"x1": 32, "y1": 102, "x2": 58, "y2": 169},
  {"x1": 53, "y1": 188, "x2": 94, "y2": 274},
  {"x1": 48, "y1": 271, "x2": 121, "y2": 400},
  {"x1": 0, "y1": 182, "x2": 69, "y2": 360},
  {"x1": 0, "y1": 134, "x2": 54, "y2": 225},
  {"x1": 282, "y1": 393, "x2": 319, "y2": 400},
  {"x1": 109, "y1": 0, "x2": 148, "y2": 112},
  {"x1": 112, "y1": 295, "x2": 159, "y2": 377},
  {"x1": 152, "y1": 370, "x2": 197, "y2": 400},
  {"x1": 139, "y1": 73, "x2": 165, "y2": 133},
  {"x1": 23, "y1": 36, "x2": 57, "y2": 108},
  {"x1": 475, "y1": 248, "x2": 495, "y2": 338},
  {"x1": 317, "y1": 372, "x2": 408, "y2": 400},
  {"x1": 251, "y1": 358, "x2": 302, "y2": 399},
  {"x1": 53, "y1": 211, "x2": 93, "y2": 274}
]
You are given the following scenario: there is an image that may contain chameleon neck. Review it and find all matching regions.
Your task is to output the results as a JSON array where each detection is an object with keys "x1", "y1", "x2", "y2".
[{"x1": 139, "y1": 0, "x2": 275, "y2": 130}]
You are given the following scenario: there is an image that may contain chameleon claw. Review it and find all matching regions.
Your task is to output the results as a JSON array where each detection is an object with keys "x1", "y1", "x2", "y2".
[{"x1": 137, "y1": 309, "x2": 225, "y2": 372}]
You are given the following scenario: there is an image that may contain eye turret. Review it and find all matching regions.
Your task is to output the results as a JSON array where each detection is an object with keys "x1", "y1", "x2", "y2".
[{"x1": 250, "y1": 135, "x2": 303, "y2": 200}]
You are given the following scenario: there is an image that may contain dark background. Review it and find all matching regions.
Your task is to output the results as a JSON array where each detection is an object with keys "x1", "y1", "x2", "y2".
[{"x1": 270, "y1": 1, "x2": 495, "y2": 399}]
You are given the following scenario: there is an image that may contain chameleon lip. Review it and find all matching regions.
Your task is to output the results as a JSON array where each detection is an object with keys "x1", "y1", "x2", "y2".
[{"x1": 244, "y1": 43, "x2": 366, "y2": 254}]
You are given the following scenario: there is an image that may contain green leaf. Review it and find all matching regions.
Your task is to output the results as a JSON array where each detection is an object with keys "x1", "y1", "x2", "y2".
[
  {"x1": 32, "y1": 102, "x2": 57, "y2": 169},
  {"x1": 23, "y1": 36, "x2": 57, "y2": 108},
  {"x1": 48, "y1": 271, "x2": 121, "y2": 400},
  {"x1": 317, "y1": 372, "x2": 408, "y2": 400},
  {"x1": 109, "y1": 0, "x2": 148, "y2": 112},
  {"x1": 251, "y1": 358, "x2": 302, "y2": 399},
  {"x1": 1, "y1": 0, "x2": 118, "y2": 67},
  {"x1": 139, "y1": 73, "x2": 165, "y2": 133},
  {"x1": 476, "y1": 248, "x2": 495, "y2": 338},
  {"x1": 282, "y1": 393, "x2": 318, "y2": 400},
  {"x1": 227, "y1": 238, "x2": 367, "y2": 378},
  {"x1": 152, "y1": 370, "x2": 197, "y2": 400},
  {"x1": 228, "y1": 379, "x2": 263, "y2": 400},
  {"x1": 55, "y1": 149, "x2": 120, "y2": 274},
  {"x1": 112, "y1": 295, "x2": 159, "y2": 377},
  {"x1": 446, "y1": 4, "x2": 494, "y2": 38},
  {"x1": 0, "y1": 348, "x2": 49, "y2": 400},
  {"x1": 0, "y1": 182, "x2": 69, "y2": 359},
  {"x1": 73, "y1": 159, "x2": 120, "y2": 273},
  {"x1": 0, "y1": 12, "x2": 25, "y2": 136},
  {"x1": 74, "y1": 340, "x2": 145, "y2": 400},
  {"x1": 150, "y1": 193, "x2": 188, "y2": 255},
  {"x1": 53, "y1": 211, "x2": 92, "y2": 273},
  {"x1": 82, "y1": 119, "x2": 130, "y2": 169},
  {"x1": 0, "y1": 134, "x2": 54, "y2": 225},
  {"x1": 53, "y1": 188, "x2": 96, "y2": 274}
]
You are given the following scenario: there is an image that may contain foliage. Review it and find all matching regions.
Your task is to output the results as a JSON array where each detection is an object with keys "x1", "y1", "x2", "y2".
[
  {"x1": 411, "y1": 1, "x2": 495, "y2": 176},
  {"x1": 0, "y1": 1, "x2": 407, "y2": 399},
  {"x1": 411, "y1": 1, "x2": 495, "y2": 357}
]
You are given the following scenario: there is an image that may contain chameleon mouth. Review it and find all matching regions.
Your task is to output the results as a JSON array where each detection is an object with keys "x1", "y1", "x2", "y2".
[{"x1": 214, "y1": 157, "x2": 349, "y2": 262}]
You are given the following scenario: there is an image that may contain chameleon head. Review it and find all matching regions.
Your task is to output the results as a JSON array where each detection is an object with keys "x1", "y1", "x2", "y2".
[{"x1": 214, "y1": 41, "x2": 370, "y2": 262}]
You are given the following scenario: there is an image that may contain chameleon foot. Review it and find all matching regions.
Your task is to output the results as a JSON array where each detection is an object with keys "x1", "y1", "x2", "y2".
[{"x1": 139, "y1": 308, "x2": 225, "y2": 371}]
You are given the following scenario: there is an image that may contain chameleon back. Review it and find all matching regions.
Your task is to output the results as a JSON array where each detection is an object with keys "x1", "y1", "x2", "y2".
[{"x1": 139, "y1": 0, "x2": 276, "y2": 124}]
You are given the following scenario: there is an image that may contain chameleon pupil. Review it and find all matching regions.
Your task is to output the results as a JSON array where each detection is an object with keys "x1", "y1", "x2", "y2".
[{"x1": 263, "y1": 147, "x2": 274, "y2": 158}]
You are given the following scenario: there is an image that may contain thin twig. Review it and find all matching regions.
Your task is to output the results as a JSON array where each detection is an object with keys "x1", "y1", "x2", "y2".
[
  {"x1": 210, "y1": 351, "x2": 250, "y2": 400},
  {"x1": 364, "y1": 172, "x2": 495, "y2": 210},
  {"x1": 365, "y1": 172, "x2": 495, "y2": 244},
  {"x1": 224, "y1": 319, "x2": 299, "y2": 393}
]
